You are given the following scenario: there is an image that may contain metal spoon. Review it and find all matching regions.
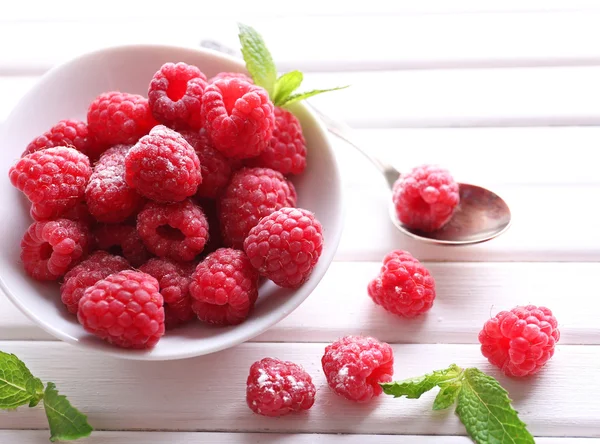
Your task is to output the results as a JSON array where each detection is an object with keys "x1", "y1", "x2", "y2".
[{"x1": 308, "y1": 105, "x2": 512, "y2": 246}]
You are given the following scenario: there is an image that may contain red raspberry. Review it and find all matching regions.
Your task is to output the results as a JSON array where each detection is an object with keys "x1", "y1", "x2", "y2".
[
  {"x1": 87, "y1": 91, "x2": 157, "y2": 147},
  {"x1": 139, "y1": 258, "x2": 195, "y2": 329},
  {"x1": 247, "y1": 107, "x2": 307, "y2": 175},
  {"x1": 9, "y1": 147, "x2": 92, "y2": 220},
  {"x1": 125, "y1": 125, "x2": 201, "y2": 202},
  {"x1": 137, "y1": 199, "x2": 209, "y2": 262},
  {"x1": 219, "y1": 167, "x2": 296, "y2": 249},
  {"x1": 392, "y1": 164, "x2": 460, "y2": 233},
  {"x1": 77, "y1": 270, "x2": 165, "y2": 349},
  {"x1": 246, "y1": 357, "x2": 316, "y2": 417},
  {"x1": 479, "y1": 305, "x2": 560, "y2": 377},
  {"x1": 85, "y1": 145, "x2": 144, "y2": 223},
  {"x1": 22, "y1": 119, "x2": 96, "y2": 158},
  {"x1": 179, "y1": 129, "x2": 232, "y2": 199},
  {"x1": 148, "y1": 62, "x2": 208, "y2": 130},
  {"x1": 60, "y1": 251, "x2": 130, "y2": 314},
  {"x1": 322, "y1": 335, "x2": 394, "y2": 403},
  {"x1": 244, "y1": 208, "x2": 323, "y2": 289},
  {"x1": 367, "y1": 250, "x2": 436, "y2": 318},
  {"x1": 209, "y1": 72, "x2": 253, "y2": 84},
  {"x1": 20, "y1": 219, "x2": 92, "y2": 281},
  {"x1": 201, "y1": 77, "x2": 275, "y2": 159},
  {"x1": 94, "y1": 223, "x2": 151, "y2": 267},
  {"x1": 189, "y1": 248, "x2": 259, "y2": 325}
]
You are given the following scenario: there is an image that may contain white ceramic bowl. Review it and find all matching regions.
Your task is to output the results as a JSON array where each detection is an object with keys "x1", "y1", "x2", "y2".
[{"x1": 0, "y1": 44, "x2": 344, "y2": 360}]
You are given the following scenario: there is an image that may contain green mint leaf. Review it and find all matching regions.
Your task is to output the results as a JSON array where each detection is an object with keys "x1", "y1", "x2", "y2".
[
  {"x1": 273, "y1": 71, "x2": 304, "y2": 106},
  {"x1": 433, "y1": 382, "x2": 462, "y2": 410},
  {"x1": 238, "y1": 23, "x2": 277, "y2": 96},
  {"x1": 43, "y1": 382, "x2": 93, "y2": 442},
  {"x1": 0, "y1": 351, "x2": 41, "y2": 409},
  {"x1": 280, "y1": 86, "x2": 349, "y2": 107},
  {"x1": 456, "y1": 368, "x2": 534, "y2": 444},
  {"x1": 380, "y1": 364, "x2": 462, "y2": 399}
]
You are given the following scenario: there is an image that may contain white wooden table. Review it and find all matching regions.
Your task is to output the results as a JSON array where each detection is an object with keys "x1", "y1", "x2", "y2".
[{"x1": 2, "y1": 2, "x2": 600, "y2": 442}]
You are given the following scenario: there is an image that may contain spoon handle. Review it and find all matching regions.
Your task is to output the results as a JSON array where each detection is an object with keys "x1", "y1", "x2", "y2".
[{"x1": 306, "y1": 103, "x2": 400, "y2": 189}]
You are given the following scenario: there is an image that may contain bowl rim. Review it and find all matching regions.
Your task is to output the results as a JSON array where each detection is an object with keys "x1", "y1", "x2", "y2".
[{"x1": 0, "y1": 43, "x2": 345, "y2": 360}]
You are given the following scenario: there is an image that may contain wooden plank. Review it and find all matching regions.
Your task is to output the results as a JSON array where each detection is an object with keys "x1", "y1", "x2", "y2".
[
  {"x1": 0, "y1": 262, "x2": 596, "y2": 345},
  {"x1": 1, "y1": 430, "x2": 598, "y2": 443},
  {"x1": 0, "y1": 342, "x2": 597, "y2": 437},
  {"x1": 4, "y1": 11, "x2": 600, "y2": 74}
]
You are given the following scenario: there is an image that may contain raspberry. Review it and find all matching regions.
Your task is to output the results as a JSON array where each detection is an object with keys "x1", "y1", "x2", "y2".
[
  {"x1": 87, "y1": 91, "x2": 157, "y2": 147},
  {"x1": 322, "y1": 335, "x2": 394, "y2": 403},
  {"x1": 247, "y1": 107, "x2": 307, "y2": 175},
  {"x1": 201, "y1": 77, "x2": 275, "y2": 159},
  {"x1": 9, "y1": 147, "x2": 92, "y2": 220},
  {"x1": 392, "y1": 164, "x2": 460, "y2": 232},
  {"x1": 219, "y1": 167, "x2": 296, "y2": 249},
  {"x1": 60, "y1": 251, "x2": 130, "y2": 314},
  {"x1": 77, "y1": 270, "x2": 165, "y2": 349},
  {"x1": 137, "y1": 199, "x2": 209, "y2": 262},
  {"x1": 209, "y1": 72, "x2": 253, "y2": 84},
  {"x1": 125, "y1": 125, "x2": 201, "y2": 202},
  {"x1": 22, "y1": 119, "x2": 96, "y2": 158},
  {"x1": 85, "y1": 145, "x2": 144, "y2": 223},
  {"x1": 189, "y1": 248, "x2": 258, "y2": 325},
  {"x1": 179, "y1": 129, "x2": 232, "y2": 198},
  {"x1": 94, "y1": 223, "x2": 150, "y2": 267},
  {"x1": 246, "y1": 357, "x2": 316, "y2": 417},
  {"x1": 148, "y1": 62, "x2": 208, "y2": 130},
  {"x1": 479, "y1": 305, "x2": 560, "y2": 377},
  {"x1": 20, "y1": 219, "x2": 92, "y2": 281},
  {"x1": 367, "y1": 250, "x2": 436, "y2": 318},
  {"x1": 139, "y1": 258, "x2": 195, "y2": 329},
  {"x1": 244, "y1": 208, "x2": 323, "y2": 289}
]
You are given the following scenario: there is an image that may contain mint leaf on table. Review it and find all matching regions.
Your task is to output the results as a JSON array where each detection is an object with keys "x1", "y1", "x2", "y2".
[
  {"x1": 456, "y1": 368, "x2": 534, "y2": 444},
  {"x1": 380, "y1": 363, "x2": 462, "y2": 399},
  {"x1": 381, "y1": 364, "x2": 535, "y2": 444},
  {"x1": 237, "y1": 23, "x2": 347, "y2": 107},
  {"x1": 238, "y1": 23, "x2": 277, "y2": 96},
  {"x1": 0, "y1": 351, "x2": 43, "y2": 409},
  {"x1": 43, "y1": 382, "x2": 93, "y2": 442}
]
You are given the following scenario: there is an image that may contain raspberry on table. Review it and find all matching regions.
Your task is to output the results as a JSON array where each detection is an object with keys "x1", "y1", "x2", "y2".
[
  {"x1": 139, "y1": 258, "x2": 195, "y2": 329},
  {"x1": 244, "y1": 207, "x2": 323, "y2": 289},
  {"x1": 479, "y1": 305, "x2": 560, "y2": 377},
  {"x1": 392, "y1": 164, "x2": 460, "y2": 233},
  {"x1": 247, "y1": 107, "x2": 307, "y2": 175},
  {"x1": 94, "y1": 223, "x2": 151, "y2": 267},
  {"x1": 137, "y1": 199, "x2": 209, "y2": 262},
  {"x1": 209, "y1": 72, "x2": 253, "y2": 84},
  {"x1": 246, "y1": 357, "x2": 316, "y2": 417},
  {"x1": 22, "y1": 119, "x2": 96, "y2": 158},
  {"x1": 367, "y1": 250, "x2": 436, "y2": 318},
  {"x1": 219, "y1": 167, "x2": 296, "y2": 249},
  {"x1": 124, "y1": 125, "x2": 202, "y2": 202},
  {"x1": 85, "y1": 145, "x2": 144, "y2": 223},
  {"x1": 148, "y1": 62, "x2": 208, "y2": 130},
  {"x1": 179, "y1": 129, "x2": 232, "y2": 199},
  {"x1": 20, "y1": 219, "x2": 92, "y2": 281},
  {"x1": 189, "y1": 248, "x2": 259, "y2": 325},
  {"x1": 77, "y1": 270, "x2": 165, "y2": 349},
  {"x1": 87, "y1": 91, "x2": 157, "y2": 148},
  {"x1": 9, "y1": 146, "x2": 92, "y2": 220},
  {"x1": 201, "y1": 77, "x2": 275, "y2": 159},
  {"x1": 322, "y1": 335, "x2": 394, "y2": 403},
  {"x1": 60, "y1": 251, "x2": 130, "y2": 314}
]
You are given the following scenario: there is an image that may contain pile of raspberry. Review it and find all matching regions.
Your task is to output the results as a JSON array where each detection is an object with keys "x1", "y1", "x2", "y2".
[{"x1": 8, "y1": 62, "x2": 324, "y2": 351}]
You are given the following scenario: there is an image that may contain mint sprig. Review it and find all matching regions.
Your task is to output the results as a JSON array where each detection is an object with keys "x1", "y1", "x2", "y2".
[
  {"x1": 381, "y1": 364, "x2": 534, "y2": 444},
  {"x1": 0, "y1": 351, "x2": 92, "y2": 441},
  {"x1": 238, "y1": 24, "x2": 348, "y2": 107}
]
